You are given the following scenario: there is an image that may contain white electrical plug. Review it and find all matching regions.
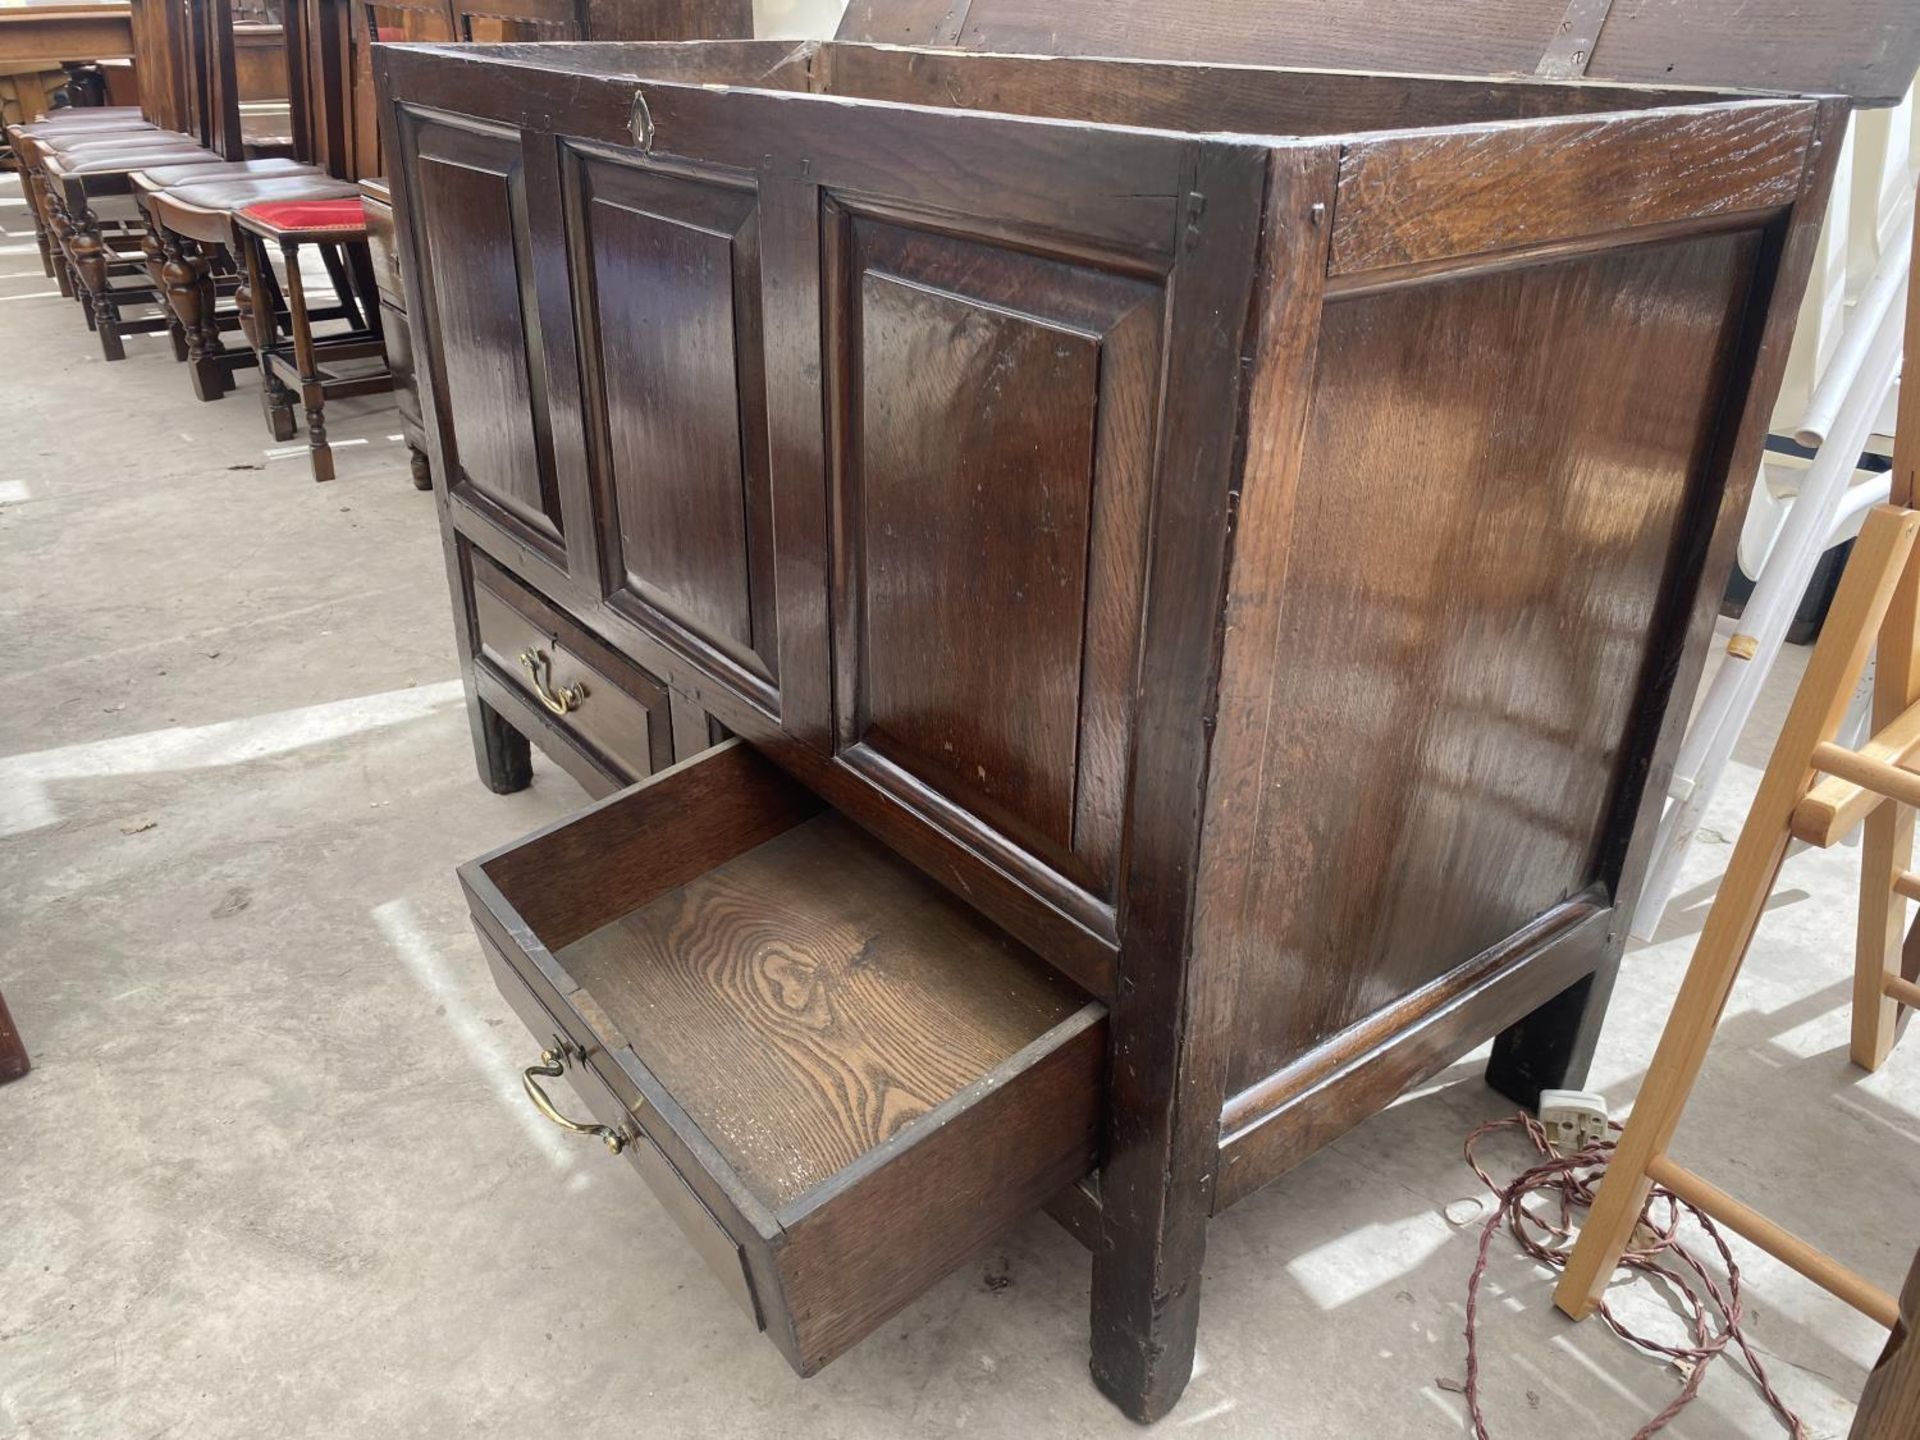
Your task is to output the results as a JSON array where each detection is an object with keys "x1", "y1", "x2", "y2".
[{"x1": 1537, "y1": 1089, "x2": 1610, "y2": 1153}]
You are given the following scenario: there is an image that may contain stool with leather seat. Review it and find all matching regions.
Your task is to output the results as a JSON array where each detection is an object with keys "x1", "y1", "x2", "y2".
[
  {"x1": 233, "y1": 197, "x2": 391, "y2": 480},
  {"x1": 130, "y1": 159, "x2": 335, "y2": 389},
  {"x1": 142, "y1": 173, "x2": 370, "y2": 414}
]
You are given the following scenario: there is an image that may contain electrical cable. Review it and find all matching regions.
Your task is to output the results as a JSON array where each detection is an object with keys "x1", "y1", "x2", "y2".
[{"x1": 1460, "y1": 1112, "x2": 1804, "y2": 1438}]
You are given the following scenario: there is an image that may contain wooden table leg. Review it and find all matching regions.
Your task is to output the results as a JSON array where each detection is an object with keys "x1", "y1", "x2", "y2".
[{"x1": 0, "y1": 988, "x2": 29, "y2": 1084}]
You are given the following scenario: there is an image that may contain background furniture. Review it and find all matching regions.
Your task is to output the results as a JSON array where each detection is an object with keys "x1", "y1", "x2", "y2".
[
  {"x1": 232, "y1": 196, "x2": 385, "y2": 478},
  {"x1": 359, "y1": 174, "x2": 427, "y2": 487},
  {"x1": 0, "y1": 0, "x2": 134, "y2": 146},
  {"x1": 282, "y1": 0, "x2": 754, "y2": 486},
  {"x1": 380, "y1": 6, "x2": 1920, "y2": 1418}
]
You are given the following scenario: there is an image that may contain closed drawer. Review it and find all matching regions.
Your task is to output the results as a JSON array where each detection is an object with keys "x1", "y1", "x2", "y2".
[
  {"x1": 358, "y1": 181, "x2": 403, "y2": 305},
  {"x1": 378, "y1": 298, "x2": 423, "y2": 434},
  {"x1": 470, "y1": 551, "x2": 673, "y2": 780},
  {"x1": 460, "y1": 741, "x2": 1105, "y2": 1376}
]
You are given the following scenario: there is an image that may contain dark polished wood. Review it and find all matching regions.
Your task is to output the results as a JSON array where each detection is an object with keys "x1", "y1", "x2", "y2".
[
  {"x1": 462, "y1": 741, "x2": 1105, "y2": 1375},
  {"x1": 377, "y1": 26, "x2": 1893, "y2": 1423},
  {"x1": 837, "y1": 0, "x2": 1920, "y2": 105},
  {"x1": 358, "y1": 175, "x2": 431, "y2": 485}
]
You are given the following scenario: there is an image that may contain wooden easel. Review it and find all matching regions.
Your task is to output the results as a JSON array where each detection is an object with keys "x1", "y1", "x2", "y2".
[{"x1": 1555, "y1": 191, "x2": 1920, "y2": 1331}]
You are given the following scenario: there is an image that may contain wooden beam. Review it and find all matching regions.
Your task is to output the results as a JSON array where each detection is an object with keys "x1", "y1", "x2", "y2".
[
  {"x1": 1793, "y1": 696, "x2": 1920, "y2": 845},
  {"x1": 1646, "y1": 1155, "x2": 1900, "y2": 1328}
]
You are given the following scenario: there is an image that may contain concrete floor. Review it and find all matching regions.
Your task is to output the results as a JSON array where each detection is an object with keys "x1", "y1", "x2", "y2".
[{"x1": 1, "y1": 178, "x2": 1916, "y2": 1440}]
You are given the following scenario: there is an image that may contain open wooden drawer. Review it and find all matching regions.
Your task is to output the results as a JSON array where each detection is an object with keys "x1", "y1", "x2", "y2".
[{"x1": 459, "y1": 740, "x2": 1106, "y2": 1374}]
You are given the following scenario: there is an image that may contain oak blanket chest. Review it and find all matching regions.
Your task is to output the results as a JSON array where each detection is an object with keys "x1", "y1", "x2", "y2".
[{"x1": 377, "y1": 3, "x2": 1920, "y2": 1419}]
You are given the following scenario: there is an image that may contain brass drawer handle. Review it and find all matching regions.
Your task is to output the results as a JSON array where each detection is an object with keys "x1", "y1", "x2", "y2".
[
  {"x1": 518, "y1": 647, "x2": 587, "y2": 716},
  {"x1": 522, "y1": 1048, "x2": 625, "y2": 1155}
]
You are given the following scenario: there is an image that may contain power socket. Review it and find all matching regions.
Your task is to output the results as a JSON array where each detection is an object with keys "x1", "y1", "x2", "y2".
[{"x1": 1537, "y1": 1089, "x2": 1610, "y2": 1154}]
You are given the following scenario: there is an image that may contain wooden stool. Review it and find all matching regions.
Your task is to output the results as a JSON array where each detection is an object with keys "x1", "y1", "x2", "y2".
[
  {"x1": 1555, "y1": 501, "x2": 1918, "y2": 1332},
  {"x1": 130, "y1": 158, "x2": 323, "y2": 367},
  {"x1": 1556, "y1": 203, "x2": 1920, "y2": 1335},
  {"x1": 139, "y1": 172, "x2": 359, "y2": 402},
  {"x1": 34, "y1": 138, "x2": 230, "y2": 356},
  {"x1": 233, "y1": 198, "x2": 393, "y2": 481},
  {"x1": 4, "y1": 113, "x2": 154, "y2": 286}
]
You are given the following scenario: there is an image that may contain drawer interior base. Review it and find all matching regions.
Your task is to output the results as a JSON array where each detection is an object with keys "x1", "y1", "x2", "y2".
[
  {"x1": 464, "y1": 741, "x2": 1106, "y2": 1375},
  {"x1": 554, "y1": 810, "x2": 1090, "y2": 1211}
]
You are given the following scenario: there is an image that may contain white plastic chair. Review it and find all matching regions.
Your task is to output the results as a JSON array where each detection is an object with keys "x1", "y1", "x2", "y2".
[{"x1": 1631, "y1": 89, "x2": 1919, "y2": 939}]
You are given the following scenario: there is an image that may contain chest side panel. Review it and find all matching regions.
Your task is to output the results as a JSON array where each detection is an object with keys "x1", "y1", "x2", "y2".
[{"x1": 1224, "y1": 229, "x2": 1761, "y2": 1092}]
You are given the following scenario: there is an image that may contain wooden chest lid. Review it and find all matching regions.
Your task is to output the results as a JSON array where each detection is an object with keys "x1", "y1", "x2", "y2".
[{"x1": 835, "y1": 0, "x2": 1920, "y2": 106}]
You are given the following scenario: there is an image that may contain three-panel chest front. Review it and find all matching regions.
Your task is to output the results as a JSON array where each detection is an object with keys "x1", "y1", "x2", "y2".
[{"x1": 376, "y1": 14, "x2": 1917, "y2": 1419}]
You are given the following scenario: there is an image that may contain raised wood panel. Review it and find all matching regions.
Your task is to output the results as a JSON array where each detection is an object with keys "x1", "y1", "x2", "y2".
[
  {"x1": 410, "y1": 118, "x2": 564, "y2": 559},
  {"x1": 859, "y1": 273, "x2": 1096, "y2": 852},
  {"x1": 1223, "y1": 229, "x2": 1762, "y2": 1093},
  {"x1": 567, "y1": 153, "x2": 777, "y2": 691},
  {"x1": 828, "y1": 211, "x2": 1162, "y2": 898}
]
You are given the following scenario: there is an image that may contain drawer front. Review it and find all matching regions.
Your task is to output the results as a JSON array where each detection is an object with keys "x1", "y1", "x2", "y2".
[
  {"x1": 476, "y1": 926, "x2": 762, "y2": 1327},
  {"x1": 378, "y1": 299, "x2": 424, "y2": 436},
  {"x1": 460, "y1": 741, "x2": 1105, "y2": 1377},
  {"x1": 470, "y1": 554, "x2": 674, "y2": 781},
  {"x1": 360, "y1": 191, "x2": 403, "y2": 307}
]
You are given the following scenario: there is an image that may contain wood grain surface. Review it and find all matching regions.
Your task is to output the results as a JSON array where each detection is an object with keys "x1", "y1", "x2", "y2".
[
  {"x1": 834, "y1": 215, "x2": 1160, "y2": 891},
  {"x1": 1222, "y1": 230, "x2": 1759, "y2": 1094},
  {"x1": 1331, "y1": 103, "x2": 1813, "y2": 275},
  {"x1": 837, "y1": 0, "x2": 1920, "y2": 106},
  {"x1": 554, "y1": 811, "x2": 1087, "y2": 1206}
]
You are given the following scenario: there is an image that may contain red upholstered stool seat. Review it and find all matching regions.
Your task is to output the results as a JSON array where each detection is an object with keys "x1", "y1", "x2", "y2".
[
  {"x1": 228, "y1": 195, "x2": 392, "y2": 482},
  {"x1": 238, "y1": 199, "x2": 369, "y2": 237}
]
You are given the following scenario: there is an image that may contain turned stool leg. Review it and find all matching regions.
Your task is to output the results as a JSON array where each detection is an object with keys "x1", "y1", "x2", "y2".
[
  {"x1": 142, "y1": 222, "x2": 188, "y2": 362},
  {"x1": 66, "y1": 213, "x2": 124, "y2": 361},
  {"x1": 0, "y1": 988, "x2": 28, "y2": 1084},
  {"x1": 280, "y1": 237, "x2": 332, "y2": 482},
  {"x1": 167, "y1": 239, "x2": 228, "y2": 402},
  {"x1": 238, "y1": 233, "x2": 297, "y2": 443},
  {"x1": 161, "y1": 235, "x2": 211, "y2": 394},
  {"x1": 43, "y1": 191, "x2": 77, "y2": 301},
  {"x1": 26, "y1": 173, "x2": 65, "y2": 290},
  {"x1": 26, "y1": 175, "x2": 54, "y2": 279}
]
